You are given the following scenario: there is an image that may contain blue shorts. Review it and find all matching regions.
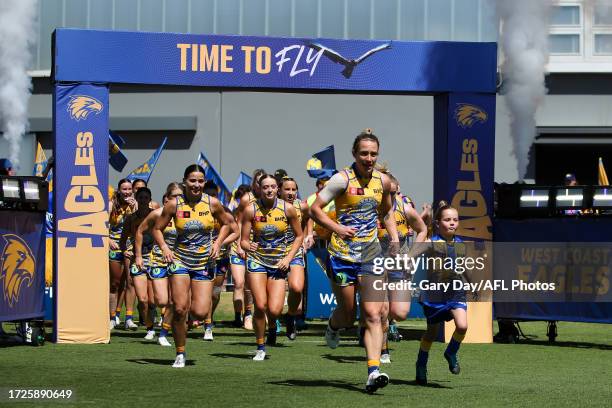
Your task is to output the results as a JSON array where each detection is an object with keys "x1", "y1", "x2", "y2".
[
  {"x1": 130, "y1": 263, "x2": 148, "y2": 278},
  {"x1": 328, "y1": 256, "x2": 375, "y2": 287},
  {"x1": 290, "y1": 256, "x2": 305, "y2": 267},
  {"x1": 148, "y1": 266, "x2": 169, "y2": 280},
  {"x1": 168, "y1": 261, "x2": 215, "y2": 281},
  {"x1": 230, "y1": 254, "x2": 245, "y2": 266},
  {"x1": 247, "y1": 258, "x2": 286, "y2": 280},
  {"x1": 421, "y1": 302, "x2": 467, "y2": 325},
  {"x1": 216, "y1": 257, "x2": 230, "y2": 276},
  {"x1": 109, "y1": 249, "x2": 124, "y2": 262}
]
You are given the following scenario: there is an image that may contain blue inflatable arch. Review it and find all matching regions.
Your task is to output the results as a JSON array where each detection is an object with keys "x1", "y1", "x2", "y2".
[{"x1": 52, "y1": 28, "x2": 497, "y2": 343}]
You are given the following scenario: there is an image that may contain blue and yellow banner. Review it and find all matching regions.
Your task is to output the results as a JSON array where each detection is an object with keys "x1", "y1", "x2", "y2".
[
  {"x1": 54, "y1": 83, "x2": 109, "y2": 343},
  {"x1": 197, "y1": 151, "x2": 232, "y2": 206},
  {"x1": 126, "y1": 137, "x2": 167, "y2": 183},
  {"x1": 109, "y1": 131, "x2": 128, "y2": 172},
  {"x1": 53, "y1": 29, "x2": 496, "y2": 93},
  {"x1": 306, "y1": 145, "x2": 336, "y2": 179},
  {"x1": 0, "y1": 212, "x2": 46, "y2": 321}
]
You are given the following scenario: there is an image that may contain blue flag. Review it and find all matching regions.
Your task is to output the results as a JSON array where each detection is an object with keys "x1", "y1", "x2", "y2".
[
  {"x1": 126, "y1": 137, "x2": 167, "y2": 183},
  {"x1": 306, "y1": 145, "x2": 336, "y2": 179},
  {"x1": 229, "y1": 171, "x2": 253, "y2": 209},
  {"x1": 109, "y1": 131, "x2": 128, "y2": 172},
  {"x1": 33, "y1": 142, "x2": 52, "y2": 184},
  {"x1": 197, "y1": 151, "x2": 232, "y2": 206}
]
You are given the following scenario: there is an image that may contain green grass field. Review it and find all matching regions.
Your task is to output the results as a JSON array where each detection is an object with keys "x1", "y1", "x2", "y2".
[{"x1": 1, "y1": 293, "x2": 611, "y2": 407}]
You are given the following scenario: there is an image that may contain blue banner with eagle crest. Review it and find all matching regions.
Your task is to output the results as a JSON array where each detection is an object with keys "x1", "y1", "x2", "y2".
[{"x1": 0, "y1": 211, "x2": 45, "y2": 321}]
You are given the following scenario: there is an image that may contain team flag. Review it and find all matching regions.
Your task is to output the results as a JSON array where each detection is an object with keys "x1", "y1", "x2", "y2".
[
  {"x1": 229, "y1": 171, "x2": 252, "y2": 209},
  {"x1": 197, "y1": 151, "x2": 232, "y2": 206},
  {"x1": 306, "y1": 145, "x2": 336, "y2": 179},
  {"x1": 33, "y1": 142, "x2": 52, "y2": 186},
  {"x1": 598, "y1": 157, "x2": 609, "y2": 186},
  {"x1": 109, "y1": 131, "x2": 128, "y2": 172},
  {"x1": 126, "y1": 137, "x2": 167, "y2": 183}
]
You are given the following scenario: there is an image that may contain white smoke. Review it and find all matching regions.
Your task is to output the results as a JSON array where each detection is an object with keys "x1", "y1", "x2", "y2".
[
  {"x1": 497, "y1": 0, "x2": 551, "y2": 180},
  {"x1": 0, "y1": 0, "x2": 38, "y2": 169}
]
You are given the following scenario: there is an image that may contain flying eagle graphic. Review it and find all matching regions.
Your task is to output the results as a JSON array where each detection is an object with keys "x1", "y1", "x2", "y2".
[{"x1": 307, "y1": 42, "x2": 392, "y2": 78}]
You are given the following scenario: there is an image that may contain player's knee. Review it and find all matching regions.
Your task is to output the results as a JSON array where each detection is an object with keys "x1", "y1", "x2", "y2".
[
  {"x1": 455, "y1": 323, "x2": 468, "y2": 333},
  {"x1": 173, "y1": 304, "x2": 189, "y2": 318}
]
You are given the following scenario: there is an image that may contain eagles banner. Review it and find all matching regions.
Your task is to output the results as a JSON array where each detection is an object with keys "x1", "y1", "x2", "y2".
[
  {"x1": 434, "y1": 92, "x2": 495, "y2": 343},
  {"x1": 54, "y1": 83, "x2": 109, "y2": 343},
  {"x1": 53, "y1": 29, "x2": 496, "y2": 93},
  {"x1": 0, "y1": 212, "x2": 45, "y2": 321},
  {"x1": 126, "y1": 137, "x2": 167, "y2": 183}
]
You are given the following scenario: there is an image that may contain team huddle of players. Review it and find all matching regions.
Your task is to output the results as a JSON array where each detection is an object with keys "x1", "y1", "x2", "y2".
[{"x1": 107, "y1": 129, "x2": 469, "y2": 393}]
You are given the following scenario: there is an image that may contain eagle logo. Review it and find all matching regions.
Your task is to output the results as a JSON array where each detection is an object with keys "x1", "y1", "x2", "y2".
[
  {"x1": 67, "y1": 95, "x2": 103, "y2": 121},
  {"x1": 455, "y1": 103, "x2": 488, "y2": 128},
  {"x1": 307, "y1": 42, "x2": 392, "y2": 78},
  {"x1": 1, "y1": 234, "x2": 36, "y2": 308}
]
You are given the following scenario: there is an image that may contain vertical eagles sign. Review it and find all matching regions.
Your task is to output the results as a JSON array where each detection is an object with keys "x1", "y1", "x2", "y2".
[{"x1": 54, "y1": 84, "x2": 109, "y2": 343}]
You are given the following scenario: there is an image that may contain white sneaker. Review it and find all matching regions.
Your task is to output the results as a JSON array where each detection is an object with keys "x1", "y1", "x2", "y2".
[
  {"x1": 203, "y1": 327, "x2": 213, "y2": 341},
  {"x1": 114, "y1": 315, "x2": 121, "y2": 326},
  {"x1": 144, "y1": 330, "x2": 156, "y2": 340},
  {"x1": 252, "y1": 349, "x2": 266, "y2": 361},
  {"x1": 380, "y1": 353, "x2": 391, "y2": 364},
  {"x1": 109, "y1": 320, "x2": 116, "y2": 330},
  {"x1": 365, "y1": 370, "x2": 390, "y2": 394},
  {"x1": 158, "y1": 336, "x2": 172, "y2": 347},
  {"x1": 172, "y1": 354, "x2": 186, "y2": 368},
  {"x1": 243, "y1": 315, "x2": 253, "y2": 330},
  {"x1": 124, "y1": 319, "x2": 138, "y2": 330},
  {"x1": 325, "y1": 324, "x2": 340, "y2": 349}
]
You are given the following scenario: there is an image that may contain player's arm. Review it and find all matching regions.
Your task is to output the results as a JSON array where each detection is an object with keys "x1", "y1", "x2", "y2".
[
  {"x1": 240, "y1": 206, "x2": 258, "y2": 253},
  {"x1": 108, "y1": 200, "x2": 119, "y2": 250},
  {"x1": 210, "y1": 197, "x2": 235, "y2": 260},
  {"x1": 300, "y1": 201, "x2": 314, "y2": 249},
  {"x1": 277, "y1": 204, "x2": 304, "y2": 271},
  {"x1": 153, "y1": 198, "x2": 176, "y2": 263},
  {"x1": 403, "y1": 202, "x2": 428, "y2": 243},
  {"x1": 119, "y1": 215, "x2": 131, "y2": 252},
  {"x1": 381, "y1": 174, "x2": 399, "y2": 243},
  {"x1": 221, "y1": 207, "x2": 240, "y2": 247},
  {"x1": 309, "y1": 172, "x2": 355, "y2": 240}
]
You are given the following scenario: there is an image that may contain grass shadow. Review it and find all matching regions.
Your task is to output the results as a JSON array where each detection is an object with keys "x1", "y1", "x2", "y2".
[
  {"x1": 267, "y1": 379, "x2": 365, "y2": 394},
  {"x1": 392, "y1": 379, "x2": 453, "y2": 389},
  {"x1": 126, "y1": 358, "x2": 195, "y2": 366},
  {"x1": 322, "y1": 353, "x2": 363, "y2": 363},
  {"x1": 210, "y1": 352, "x2": 257, "y2": 360}
]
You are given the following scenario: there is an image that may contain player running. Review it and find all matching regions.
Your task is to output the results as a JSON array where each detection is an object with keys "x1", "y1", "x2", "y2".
[
  {"x1": 309, "y1": 129, "x2": 399, "y2": 393},
  {"x1": 153, "y1": 164, "x2": 236, "y2": 368},
  {"x1": 108, "y1": 179, "x2": 136, "y2": 330},
  {"x1": 241, "y1": 174, "x2": 304, "y2": 361},
  {"x1": 278, "y1": 176, "x2": 310, "y2": 340}
]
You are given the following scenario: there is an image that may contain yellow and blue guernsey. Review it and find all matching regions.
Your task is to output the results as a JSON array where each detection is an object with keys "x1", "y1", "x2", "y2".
[
  {"x1": 286, "y1": 199, "x2": 304, "y2": 266},
  {"x1": 109, "y1": 203, "x2": 132, "y2": 261},
  {"x1": 247, "y1": 198, "x2": 290, "y2": 277},
  {"x1": 328, "y1": 165, "x2": 383, "y2": 263},
  {"x1": 149, "y1": 218, "x2": 177, "y2": 279},
  {"x1": 378, "y1": 194, "x2": 410, "y2": 248},
  {"x1": 171, "y1": 194, "x2": 216, "y2": 280},
  {"x1": 230, "y1": 192, "x2": 257, "y2": 266},
  {"x1": 419, "y1": 234, "x2": 467, "y2": 324}
]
